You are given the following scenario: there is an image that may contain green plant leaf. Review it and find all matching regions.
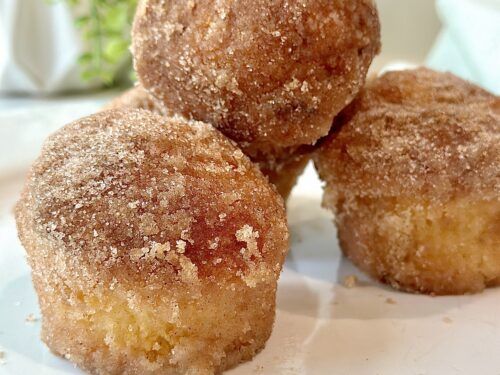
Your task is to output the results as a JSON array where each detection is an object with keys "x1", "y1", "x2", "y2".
[
  {"x1": 74, "y1": 15, "x2": 90, "y2": 28},
  {"x1": 104, "y1": 39, "x2": 128, "y2": 64},
  {"x1": 77, "y1": 52, "x2": 93, "y2": 64},
  {"x1": 103, "y1": 6, "x2": 127, "y2": 32},
  {"x1": 55, "y1": 0, "x2": 138, "y2": 87}
]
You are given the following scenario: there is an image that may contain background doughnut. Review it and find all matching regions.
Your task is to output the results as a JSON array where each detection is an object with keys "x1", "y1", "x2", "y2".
[
  {"x1": 315, "y1": 68, "x2": 500, "y2": 295},
  {"x1": 104, "y1": 85, "x2": 169, "y2": 115},
  {"x1": 132, "y1": 0, "x2": 381, "y2": 158}
]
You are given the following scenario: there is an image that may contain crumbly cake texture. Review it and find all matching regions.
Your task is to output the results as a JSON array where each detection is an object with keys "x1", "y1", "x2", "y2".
[
  {"x1": 315, "y1": 68, "x2": 500, "y2": 295},
  {"x1": 104, "y1": 85, "x2": 170, "y2": 115},
  {"x1": 106, "y1": 87, "x2": 310, "y2": 200},
  {"x1": 15, "y1": 110, "x2": 289, "y2": 374},
  {"x1": 257, "y1": 150, "x2": 310, "y2": 199},
  {"x1": 131, "y1": 0, "x2": 381, "y2": 158}
]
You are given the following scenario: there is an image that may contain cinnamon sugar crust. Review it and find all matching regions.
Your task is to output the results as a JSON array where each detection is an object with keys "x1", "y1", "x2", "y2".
[
  {"x1": 106, "y1": 88, "x2": 311, "y2": 199},
  {"x1": 104, "y1": 85, "x2": 169, "y2": 115},
  {"x1": 317, "y1": 68, "x2": 499, "y2": 202},
  {"x1": 132, "y1": 0, "x2": 381, "y2": 158}
]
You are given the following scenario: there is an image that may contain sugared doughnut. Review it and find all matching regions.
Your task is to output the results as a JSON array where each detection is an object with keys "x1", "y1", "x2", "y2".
[
  {"x1": 131, "y1": 0, "x2": 380, "y2": 158},
  {"x1": 315, "y1": 68, "x2": 500, "y2": 295},
  {"x1": 16, "y1": 110, "x2": 289, "y2": 374}
]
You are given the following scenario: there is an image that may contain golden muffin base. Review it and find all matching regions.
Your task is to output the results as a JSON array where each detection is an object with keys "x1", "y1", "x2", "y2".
[
  {"x1": 333, "y1": 194, "x2": 500, "y2": 295},
  {"x1": 32, "y1": 264, "x2": 275, "y2": 375}
]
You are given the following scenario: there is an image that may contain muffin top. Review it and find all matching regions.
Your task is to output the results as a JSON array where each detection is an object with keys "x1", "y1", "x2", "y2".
[
  {"x1": 16, "y1": 110, "x2": 289, "y2": 287},
  {"x1": 315, "y1": 68, "x2": 500, "y2": 201}
]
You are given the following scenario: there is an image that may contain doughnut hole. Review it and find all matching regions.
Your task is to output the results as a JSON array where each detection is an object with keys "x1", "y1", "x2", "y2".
[
  {"x1": 314, "y1": 68, "x2": 499, "y2": 295},
  {"x1": 132, "y1": 0, "x2": 381, "y2": 154}
]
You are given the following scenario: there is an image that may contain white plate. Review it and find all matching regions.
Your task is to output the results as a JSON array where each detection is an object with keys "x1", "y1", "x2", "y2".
[{"x1": 1, "y1": 104, "x2": 500, "y2": 375}]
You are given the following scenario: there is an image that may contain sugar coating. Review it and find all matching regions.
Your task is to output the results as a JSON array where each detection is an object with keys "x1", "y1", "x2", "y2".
[
  {"x1": 363, "y1": 68, "x2": 494, "y2": 107},
  {"x1": 15, "y1": 110, "x2": 289, "y2": 374},
  {"x1": 315, "y1": 68, "x2": 500, "y2": 295},
  {"x1": 132, "y1": 0, "x2": 381, "y2": 158},
  {"x1": 104, "y1": 85, "x2": 170, "y2": 115},
  {"x1": 106, "y1": 87, "x2": 311, "y2": 199},
  {"x1": 317, "y1": 68, "x2": 499, "y2": 201}
]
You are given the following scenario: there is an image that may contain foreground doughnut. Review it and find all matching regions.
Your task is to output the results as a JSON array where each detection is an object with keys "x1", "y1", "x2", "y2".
[
  {"x1": 132, "y1": 0, "x2": 380, "y2": 158},
  {"x1": 106, "y1": 88, "x2": 309, "y2": 199},
  {"x1": 315, "y1": 68, "x2": 500, "y2": 295},
  {"x1": 16, "y1": 110, "x2": 289, "y2": 374}
]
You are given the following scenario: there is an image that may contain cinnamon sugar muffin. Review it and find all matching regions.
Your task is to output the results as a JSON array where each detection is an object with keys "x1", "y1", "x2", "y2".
[
  {"x1": 132, "y1": 0, "x2": 380, "y2": 159},
  {"x1": 16, "y1": 110, "x2": 289, "y2": 374},
  {"x1": 315, "y1": 68, "x2": 500, "y2": 295}
]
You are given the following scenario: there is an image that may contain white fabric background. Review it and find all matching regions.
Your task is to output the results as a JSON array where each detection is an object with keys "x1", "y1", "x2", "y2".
[
  {"x1": 427, "y1": 0, "x2": 500, "y2": 94},
  {"x1": 0, "y1": 0, "x2": 100, "y2": 94}
]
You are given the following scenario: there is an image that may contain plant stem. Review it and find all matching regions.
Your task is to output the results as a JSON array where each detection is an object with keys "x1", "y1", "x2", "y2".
[{"x1": 91, "y1": 0, "x2": 104, "y2": 81}]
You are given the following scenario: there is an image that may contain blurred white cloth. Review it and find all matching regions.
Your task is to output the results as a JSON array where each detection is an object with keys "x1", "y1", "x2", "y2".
[
  {"x1": 0, "y1": 0, "x2": 99, "y2": 94},
  {"x1": 0, "y1": 91, "x2": 116, "y2": 176},
  {"x1": 427, "y1": 0, "x2": 500, "y2": 94}
]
